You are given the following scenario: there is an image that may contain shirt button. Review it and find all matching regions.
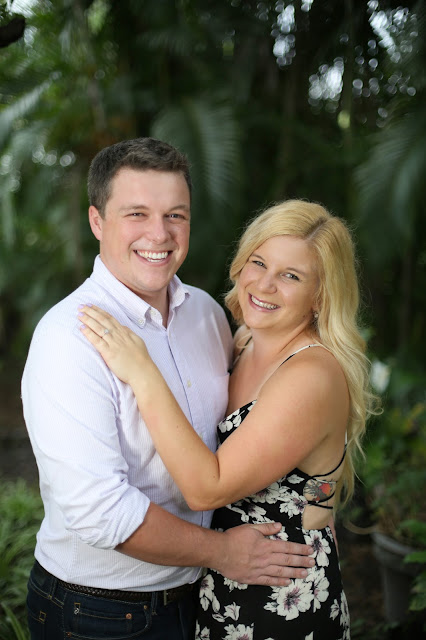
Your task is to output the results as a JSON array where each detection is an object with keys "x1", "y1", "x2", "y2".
[
  {"x1": 187, "y1": 380, "x2": 192, "y2": 388},
  {"x1": 137, "y1": 318, "x2": 145, "y2": 326}
]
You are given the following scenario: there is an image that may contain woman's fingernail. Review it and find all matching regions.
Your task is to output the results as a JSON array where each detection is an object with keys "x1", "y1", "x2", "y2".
[
  {"x1": 78, "y1": 312, "x2": 84, "y2": 318},
  {"x1": 79, "y1": 324, "x2": 86, "y2": 330}
]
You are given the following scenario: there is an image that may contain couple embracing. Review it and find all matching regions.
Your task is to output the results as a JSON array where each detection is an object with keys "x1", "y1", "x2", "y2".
[{"x1": 23, "y1": 137, "x2": 375, "y2": 640}]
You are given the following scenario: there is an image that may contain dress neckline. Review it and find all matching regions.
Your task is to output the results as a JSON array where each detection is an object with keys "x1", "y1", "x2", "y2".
[{"x1": 225, "y1": 343, "x2": 323, "y2": 420}]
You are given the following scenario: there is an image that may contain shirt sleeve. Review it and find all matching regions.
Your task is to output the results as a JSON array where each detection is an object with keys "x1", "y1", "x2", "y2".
[{"x1": 22, "y1": 314, "x2": 150, "y2": 550}]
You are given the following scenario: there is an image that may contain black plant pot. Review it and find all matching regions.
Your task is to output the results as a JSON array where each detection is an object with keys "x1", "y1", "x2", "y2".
[{"x1": 372, "y1": 531, "x2": 422, "y2": 624}]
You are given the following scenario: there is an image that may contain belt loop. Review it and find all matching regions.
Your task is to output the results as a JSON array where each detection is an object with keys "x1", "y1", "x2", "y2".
[
  {"x1": 163, "y1": 589, "x2": 168, "y2": 606},
  {"x1": 151, "y1": 590, "x2": 158, "y2": 615}
]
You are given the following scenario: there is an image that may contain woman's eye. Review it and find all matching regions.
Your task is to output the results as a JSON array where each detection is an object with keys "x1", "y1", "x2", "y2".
[
  {"x1": 284, "y1": 272, "x2": 299, "y2": 280},
  {"x1": 253, "y1": 260, "x2": 265, "y2": 267}
]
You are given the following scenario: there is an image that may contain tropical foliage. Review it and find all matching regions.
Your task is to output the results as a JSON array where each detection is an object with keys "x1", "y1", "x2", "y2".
[
  {"x1": 0, "y1": 0, "x2": 424, "y2": 363},
  {"x1": 0, "y1": 0, "x2": 425, "y2": 635},
  {"x1": 0, "y1": 479, "x2": 43, "y2": 640}
]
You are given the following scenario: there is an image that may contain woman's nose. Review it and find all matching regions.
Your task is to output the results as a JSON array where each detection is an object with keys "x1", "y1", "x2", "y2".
[{"x1": 257, "y1": 272, "x2": 276, "y2": 292}]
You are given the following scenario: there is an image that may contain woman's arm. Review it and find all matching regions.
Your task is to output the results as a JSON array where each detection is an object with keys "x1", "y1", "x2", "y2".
[{"x1": 79, "y1": 305, "x2": 347, "y2": 510}]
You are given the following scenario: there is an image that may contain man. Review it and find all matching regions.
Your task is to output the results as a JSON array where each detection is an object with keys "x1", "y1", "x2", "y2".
[{"x1": 22, "y1": 137, "x2": 314, "y2": 639}]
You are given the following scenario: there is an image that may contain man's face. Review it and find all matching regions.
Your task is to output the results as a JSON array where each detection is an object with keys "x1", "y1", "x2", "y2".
[{"x1": 89, "y1": 168, "x2": 190, "y2": 317}]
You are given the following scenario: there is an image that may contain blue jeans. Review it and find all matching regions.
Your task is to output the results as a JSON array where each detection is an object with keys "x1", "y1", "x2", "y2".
[{"x1": 26, "y1": 561, "x2": 197, "y2": 639}]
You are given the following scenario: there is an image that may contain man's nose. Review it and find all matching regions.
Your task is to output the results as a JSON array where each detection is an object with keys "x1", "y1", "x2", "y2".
[{"x1": 146, "y1": 217, "x2": 170, "y2": 244}]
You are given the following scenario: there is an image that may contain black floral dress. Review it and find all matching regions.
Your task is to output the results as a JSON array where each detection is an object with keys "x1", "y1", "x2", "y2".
[{"x1": 195, "y1": 400, "x2": 350, "y2": 640}]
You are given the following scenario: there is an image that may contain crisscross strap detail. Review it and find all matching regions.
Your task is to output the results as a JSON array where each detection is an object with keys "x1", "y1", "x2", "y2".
[
  {"x1": 280, "y1": 343, "x2": 347, "y2": 510},
  {"x1": 302, "y1": 438, "x2": 347, "y2": 509}
]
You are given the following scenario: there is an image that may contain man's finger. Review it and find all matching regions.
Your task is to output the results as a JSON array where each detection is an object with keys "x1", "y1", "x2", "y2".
[{"x1": 249, "y1": 523, "x2": 314, "y2": 557}]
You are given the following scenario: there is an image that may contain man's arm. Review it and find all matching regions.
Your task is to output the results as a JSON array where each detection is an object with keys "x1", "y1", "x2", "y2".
[
  {"x1": 117, "y1": 502, "x2": 315, "y2": 586},
  {"x1": 24, "y1": 315, "x2": 314, "y2": 584}
]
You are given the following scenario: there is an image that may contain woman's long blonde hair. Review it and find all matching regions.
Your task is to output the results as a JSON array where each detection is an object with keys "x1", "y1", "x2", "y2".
[{"x1": 225, "y1": 199, "x2": 379, "y2": 506}]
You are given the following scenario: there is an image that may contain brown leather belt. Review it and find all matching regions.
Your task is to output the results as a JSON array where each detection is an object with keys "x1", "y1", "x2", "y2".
[{"x1": 35, "y1": 561, "x2": 194, "y2": 605}]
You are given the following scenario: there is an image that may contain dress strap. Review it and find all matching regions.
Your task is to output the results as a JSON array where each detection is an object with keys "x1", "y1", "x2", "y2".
[
  {"x1": 281, "y1": 343, "x2": 324, "y2": 366},
  {"x1": 303, "y1": 438, "x2": 347, "y2": 509},
  {"x1": 316, "y1": 438, "x2": 347, "y2": 477},
  {"x1": 232, "y1": 335, "x2": 253, "y2": 367}
]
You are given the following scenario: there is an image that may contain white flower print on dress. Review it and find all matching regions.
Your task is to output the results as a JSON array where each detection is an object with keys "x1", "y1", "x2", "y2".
[
  {"x1": 219, "y1": 407, "x2": 246, "y2": 432},
  {"x1": 304, "y1": 529, "x2": 331, "y2": 567},
  {"x1": 219, "y1": 419, "x2": 235, "y2": 432},
  {"x1": 218, "y1": 402, "x2": 256, "y2": 434},
  {"x1": 330, "y1": 598, "x2": 340, "y2": 620},
  {"x1": 326, "y1": 526, "x2": 334, "y2": 543},
  {"x1": 340, "y1": 591, "x2": 350, "y2": 631},
  {"x1": 224, "y1": 602, "x2": 241, "y2": 621},
  {"x1": 212, "y1": 613, "x2": 225, "y2": 623},
  {"x1": 199, "y1": 573, "x2": 220, "y2": 612},
  {"x1": 251, "y1": 482, "x2": 282, "y2": 503},
  {"x1": 223, "y1": 623, "x2": 254, "y2": 639},
  {"x1": 195, "y1": 621, "x2": 210, "y2": 640},
  {"x1": 287, "y1": 473, "x2": 305, "y2": 484},
  {"x1": 271, "y1": 526, "x2": 289, "y2": 542},
  {"x1": 264, "y1": 579, "x2": 314, "y2": 620},
  {"x1": 279, "y1": 489, "x2": 306, "y2": 518},
  {"x1": 306, "y1": 566, "x2": 330, "y2": 611},
  {"x1": 200, "y1": 398, "x2": 349, "y2": 639},
  {"x1": 223, "y1": 575, "x2": 249, "y2": 592},
  {"x1": 228, "y1": 502, "x2": 267, "y2": 523}
]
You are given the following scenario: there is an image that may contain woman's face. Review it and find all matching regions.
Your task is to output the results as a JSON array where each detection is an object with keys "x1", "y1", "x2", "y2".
[{"x1": 237, "y1": 235, "x2": 319, "y2": 334}]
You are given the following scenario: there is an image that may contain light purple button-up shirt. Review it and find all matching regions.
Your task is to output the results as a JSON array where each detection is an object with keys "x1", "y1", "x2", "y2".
[{"x1": 22, "y1": 256, "x2": 232, "y2": 590}]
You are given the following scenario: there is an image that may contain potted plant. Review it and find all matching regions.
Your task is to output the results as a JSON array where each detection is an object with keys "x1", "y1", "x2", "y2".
[{"x1": 360, "y1": 401, "x2": 426, "y2": 625}]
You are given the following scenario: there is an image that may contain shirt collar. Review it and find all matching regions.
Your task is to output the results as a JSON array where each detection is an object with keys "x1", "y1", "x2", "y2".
[{"x1": 90, "y1": 256, "x2": 190, "y2": 328}]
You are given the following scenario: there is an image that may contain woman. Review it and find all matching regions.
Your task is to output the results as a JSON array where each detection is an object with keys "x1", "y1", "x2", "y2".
[{"x1": 79, "y1": 200, "x2": 376, "y2": 639}]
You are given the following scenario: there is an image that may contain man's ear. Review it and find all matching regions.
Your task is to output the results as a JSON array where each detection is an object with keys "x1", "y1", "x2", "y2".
[{"x1": 88, "y1": 205, "x2": 103, "y2": 241}]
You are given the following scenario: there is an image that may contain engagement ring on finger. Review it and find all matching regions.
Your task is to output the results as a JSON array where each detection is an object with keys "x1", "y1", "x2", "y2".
[{"x1": 103, "y1": 329, "x2": 110, "y2": 335}]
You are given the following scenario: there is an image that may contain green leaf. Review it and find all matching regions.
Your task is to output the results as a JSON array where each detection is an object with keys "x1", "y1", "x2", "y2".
[{"x1": 405, "y1": 551, "x2": 426, "y2": 564}]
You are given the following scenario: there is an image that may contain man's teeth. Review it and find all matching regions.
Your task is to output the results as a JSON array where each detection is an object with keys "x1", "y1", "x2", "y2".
[
  {"x1": 250, "y1": 295, "x2": 278, "y2": 310},
  {"x1": 136, "y1": 251, "x2": 169, "y2": 261}
]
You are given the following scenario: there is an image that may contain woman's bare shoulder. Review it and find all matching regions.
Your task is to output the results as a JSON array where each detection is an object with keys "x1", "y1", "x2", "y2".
[{"x1": 263, "y1": 343, "x2": 347, "y2": 402}]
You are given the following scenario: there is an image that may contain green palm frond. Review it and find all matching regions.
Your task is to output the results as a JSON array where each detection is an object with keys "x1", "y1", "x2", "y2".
[
  {"x1": 355, "y1": 103, "x2": 426, "y2": 267},
  {"x1": 140, "y1": 26, "x2": 198, "y2": 57},
  {"x1": 0, "y1": 81, "x2": 50, "y2": 147},
  {"x1": 0, "y1": 604, "x2": 29, "y2": 640},
  {"x1": 152, "y1": 97, "x2": 242, "y2": 293},
  {"x1": 152, "y1": 97, "x2": 241, "y2": 213}
]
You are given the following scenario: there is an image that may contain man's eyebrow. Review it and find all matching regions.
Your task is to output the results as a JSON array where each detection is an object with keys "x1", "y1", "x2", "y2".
[{"x1": 119, "y1": 204, "x2": 190, "y2": 212}]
